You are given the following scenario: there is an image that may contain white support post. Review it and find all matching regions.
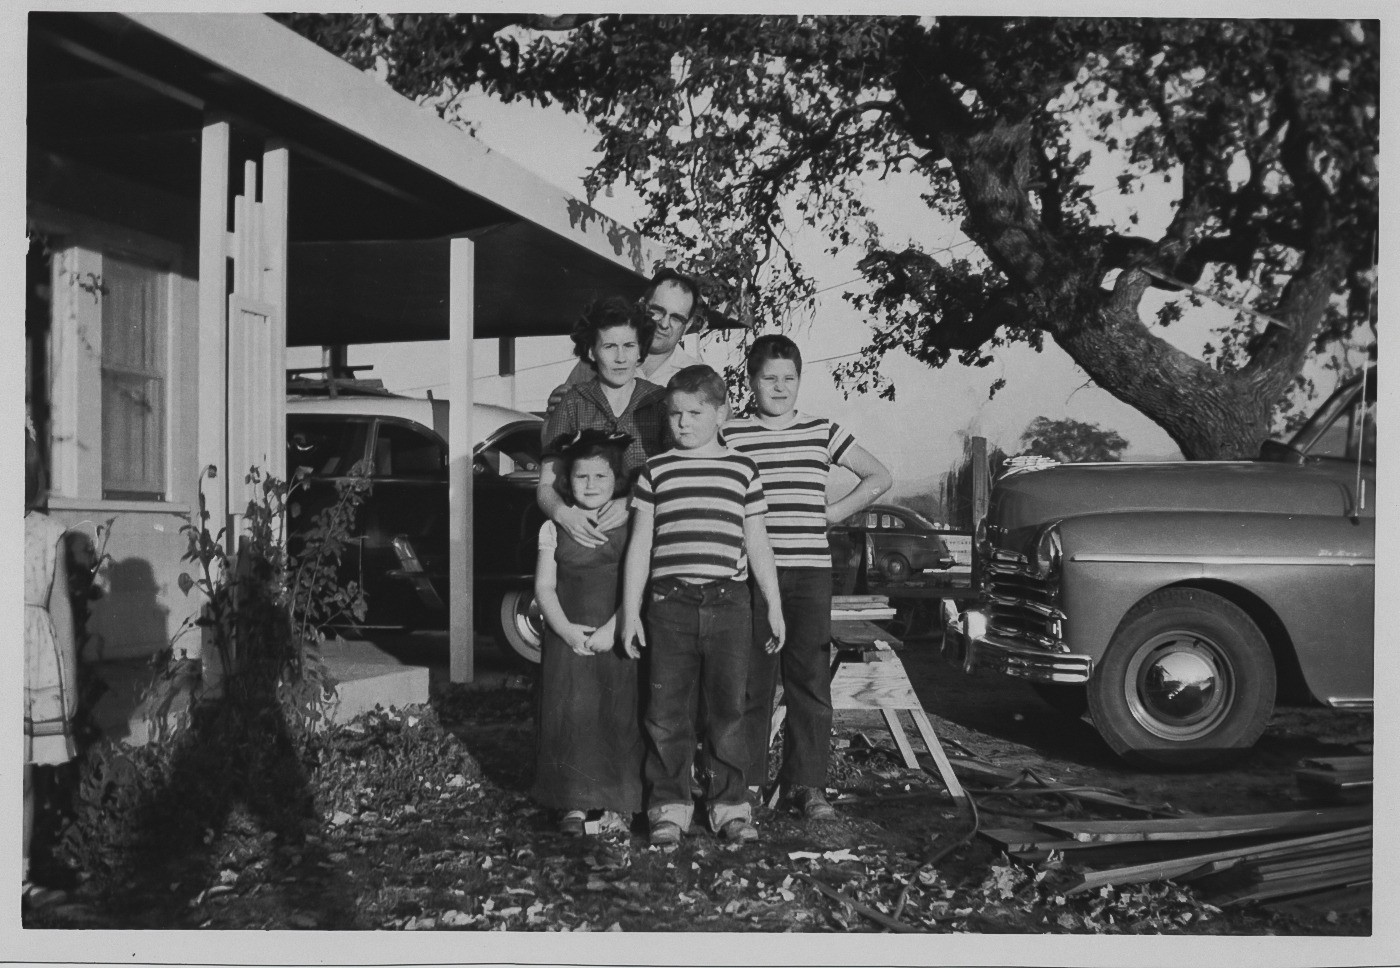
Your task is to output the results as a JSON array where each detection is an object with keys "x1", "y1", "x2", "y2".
[
  {"x1": 262, "y1": 143, "x2": 290, "y2": 485},
  {"x1": 448, "y1": 237, "x2": 476, "y2": 682},
  {"x1": 197, "y1": 119, "x2": 230, "y2": 547}
]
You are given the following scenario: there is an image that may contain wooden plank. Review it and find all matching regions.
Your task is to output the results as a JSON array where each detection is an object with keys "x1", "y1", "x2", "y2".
[
  {"x1": 1297, "y1": 755, "x2": 1372, "y2": 773},
  {"x1": 1260, "y1": 884, "x2": 1371, "y2": 915},
  {"x1": 832, "y1": 595, "x2": 890, "y2": 607},
  {"x1": 1038, "y1": 805, "x2": 1370, "y2": 844},
  {"x1": 1067, "y1": 826, "x2": 1371, "y2": 894},
  {"x1": 831, "y1": 659, "x2": 923, "y2": 710},
  {"x1": 1295, "y1": 769, "x2": 1373, "y2": 803},
  {"x1": 880, "y1": 708, "x2": 920, "y2": 770},
  {"x1": 832, "y1": 607, "x2": 897, "y2": 622},
  {"x1": 1213, "y1": 867, "x2": 1371, "y2": 906},
  {"x1": 909, "y1": 708, "x2": 966, "y2": 801},
  {"x1": 981, "y1": 829, "x2": 1085, "y2": 853},
  {"x1": 830, "y1": 618, "x2": 903, "y2": 651},
  {"x1": 1295, "y1": 768, "x2": 1372, "y2": 787}
]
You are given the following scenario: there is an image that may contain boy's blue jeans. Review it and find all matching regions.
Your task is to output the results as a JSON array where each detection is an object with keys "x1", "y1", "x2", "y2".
[
  {"x1": 643, "y1": 576, "x2": 753, "y2": 831},
  {"x1": 742, "y1": 566, "x2": 834, "y2": 789}
]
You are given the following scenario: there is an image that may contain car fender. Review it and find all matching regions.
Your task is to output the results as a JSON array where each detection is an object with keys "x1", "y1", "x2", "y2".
[{"x1": 1056, "y1": 511, "x2": 1373, "y2": 704}]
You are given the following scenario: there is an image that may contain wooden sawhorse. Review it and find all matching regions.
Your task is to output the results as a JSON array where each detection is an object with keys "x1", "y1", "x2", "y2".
[{"x1": 766, "y1": 614, "x2": 966, "y2": 803}]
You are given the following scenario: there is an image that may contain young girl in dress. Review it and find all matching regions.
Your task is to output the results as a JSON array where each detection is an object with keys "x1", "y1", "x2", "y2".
[
  {"x1": 532, "y1": 429, "x2": 643, "y2": 836},
  {"x1": 24, "y1": 416, "x2": 78, "y2": 906}
]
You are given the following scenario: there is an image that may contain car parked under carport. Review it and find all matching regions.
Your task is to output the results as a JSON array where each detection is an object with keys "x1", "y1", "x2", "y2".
[{"x1": 287, "y1": 388, "x2": 547, "y2": 665}]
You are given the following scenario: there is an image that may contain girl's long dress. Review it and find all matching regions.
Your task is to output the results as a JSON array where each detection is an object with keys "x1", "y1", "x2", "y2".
[
  {"x1": 532, "y1": 524, "x2": 644, "y2": 814},
  {"x1": 25, "y1": 512, "x2": 77, "y2": 765}
]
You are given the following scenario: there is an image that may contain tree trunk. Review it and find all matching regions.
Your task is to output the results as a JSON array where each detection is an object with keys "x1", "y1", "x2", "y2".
[{"x1": 1053, "y1": 274, "x2": 1275, "y2": 460}]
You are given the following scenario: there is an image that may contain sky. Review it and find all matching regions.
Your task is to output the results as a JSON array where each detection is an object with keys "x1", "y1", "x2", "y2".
[{"x1": 289, "y1": 57, "x2": 1369, "y2": 504}]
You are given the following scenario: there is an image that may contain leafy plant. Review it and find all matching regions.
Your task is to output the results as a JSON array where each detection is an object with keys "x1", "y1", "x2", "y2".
[
  {"x1": 56, "y1": 461, "x2": 373, "y2": 883},
  {"x1": 166, "y1": 460, "x2": 372, "y2": 730}
]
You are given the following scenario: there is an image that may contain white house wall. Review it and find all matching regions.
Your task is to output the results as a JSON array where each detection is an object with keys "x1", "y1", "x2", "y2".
[{"x1": 29, "y1": 167, "x2": 203, "y2": 663}]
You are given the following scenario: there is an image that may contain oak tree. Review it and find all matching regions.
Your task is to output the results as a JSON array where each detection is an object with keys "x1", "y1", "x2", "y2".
[
  {"x1": 280, "y1": 15, "x2": 1378, "y2": 459},
  {"x1": 1020, "y1": 416, "x2": 1129, "y2": 463}
]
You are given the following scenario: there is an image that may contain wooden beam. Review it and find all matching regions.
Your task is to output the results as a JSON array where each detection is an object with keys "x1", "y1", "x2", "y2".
[
  {"x1": 262, "y1": 143, "x2": 289, "y2": 485},
  {"x1": 1038, "y1": 805, "x2": 1371, "y2": 844},
  {"x1": 197, "y1": 117, "x2": 229, "y2": 545},
  {"x1": 909, "y1": 708, "x2": 966, "y2": 801},
  {"x1": 1068, "y1": 825, "x2": 1371, "y2": 894},
  {"x1": 880, "y1": 709, "x2": 919, "y2": 770},
  {"x1": 447, "y1": 237, "x2": 476, "y2": 683}
]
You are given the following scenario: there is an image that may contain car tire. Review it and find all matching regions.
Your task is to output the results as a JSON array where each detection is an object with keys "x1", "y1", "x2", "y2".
[
  {"x1": 881, "y1": 553, "x2": 911, "y2": 583},
  {"x1": 1087, "y1": 588, "x2": 1275, "y2": 768},
  {"x1": 1030, "y1": 683, "x2": 1089, "y2": 720},
  {"x1": 494, "y1": 587, "x2": 544, "y2": 666}
]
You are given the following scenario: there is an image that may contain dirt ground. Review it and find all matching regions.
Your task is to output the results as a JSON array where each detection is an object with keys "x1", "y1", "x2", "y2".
[{"x1": 24, "y1": 626, "x2": 1371, "y2": 934}]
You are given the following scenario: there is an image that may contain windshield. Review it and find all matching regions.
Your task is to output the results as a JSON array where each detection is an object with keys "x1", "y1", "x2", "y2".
[{"x1": 1286, "y1": 369, "x2": 1377, "y2": 464}]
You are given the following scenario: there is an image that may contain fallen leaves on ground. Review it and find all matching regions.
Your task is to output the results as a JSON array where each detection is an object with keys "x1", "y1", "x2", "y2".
[{"x1": 25, "y1": 685, "x2": 1369, "y2": 935}]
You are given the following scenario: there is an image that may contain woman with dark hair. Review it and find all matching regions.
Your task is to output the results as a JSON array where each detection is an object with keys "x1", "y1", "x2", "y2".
[
  {"x1": 537, "y1": 296, "x2": 669, "y2": 549},
  {"x1": 532, "y1": 429, "x2": 644, "y2": 835},
  {"x1": 23, "y1": 418, "x2": 78, "y2": 907}
]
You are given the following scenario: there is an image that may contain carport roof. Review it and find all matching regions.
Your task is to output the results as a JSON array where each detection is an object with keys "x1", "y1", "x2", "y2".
[{"x1": 30, "y1": 12, "x2": 690, "y2": 343}]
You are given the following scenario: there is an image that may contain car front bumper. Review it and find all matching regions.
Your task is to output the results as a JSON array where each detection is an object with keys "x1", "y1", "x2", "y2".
[{"x1": 940, "y1": 600, "x2": 1093, "y2": 684}]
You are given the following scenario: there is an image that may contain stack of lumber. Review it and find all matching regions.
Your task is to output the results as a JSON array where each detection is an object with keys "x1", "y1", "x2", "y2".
[
  {"x1": 980, "y1": 804, "x2": 1371, "y2": 909},
  {"x1": 1294, "y1": 755, "x2": 1372, "y2": 804},
  {"x1": 831, "y1": 594, "x2": 897, "y2": 623}
]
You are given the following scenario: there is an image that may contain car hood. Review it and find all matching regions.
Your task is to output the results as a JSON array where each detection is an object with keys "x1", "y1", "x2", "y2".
[{"x1": 990, "y1": 460, "x2": 1354, "y2": 531}]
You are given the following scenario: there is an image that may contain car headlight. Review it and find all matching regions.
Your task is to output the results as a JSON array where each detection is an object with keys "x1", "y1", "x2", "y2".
[{"x1": 1031, "y1": 523, "x2": 1062, "y2": 579}]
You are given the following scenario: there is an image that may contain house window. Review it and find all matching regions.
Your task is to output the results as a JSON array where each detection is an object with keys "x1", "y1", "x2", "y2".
[
  {"x1": 43, "y1": 222, "x2": 179, "y2": 506},
  {"x1": 100, "y1": 254, "x2": 168, "y2": 500}
]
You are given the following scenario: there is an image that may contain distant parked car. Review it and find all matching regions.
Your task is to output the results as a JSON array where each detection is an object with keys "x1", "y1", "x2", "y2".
[
  {"x1": 287, "y1": 392, "x2": 547, "y2": 665},
  {"x1": 944, "y1": 368, "x2": 1376, "y2": 767},
  {"x1": 833, "y1": 503, "x2": 957, "y2": 582}
]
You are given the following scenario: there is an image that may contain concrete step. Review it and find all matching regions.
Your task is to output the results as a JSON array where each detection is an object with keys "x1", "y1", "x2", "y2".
[
  {"x1": 85, "y1": 638, "x2": 430, "y2": 745},
  {"x1": 320, "y1": 637, "x2": 430, "y2": 724}
]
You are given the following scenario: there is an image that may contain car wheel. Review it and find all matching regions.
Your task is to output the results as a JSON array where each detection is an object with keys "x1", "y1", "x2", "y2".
[
  {"x1": 1087, "y1": 588, "x2": 1275, "y2": 768},
  {"x1": 1030, "y1": 683, "x2": 1088, "y2": 720},
  {"x1": 494, "y1": 587, "x2": 544, "y2": 666},
  {"x1": 881, "y1": 553, "x2": 911, "y2": 583}
]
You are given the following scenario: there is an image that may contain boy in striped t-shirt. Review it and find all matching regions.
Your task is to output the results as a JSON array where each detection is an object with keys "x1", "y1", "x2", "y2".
[
  {"x1": 725, "y1": 335, "x2": 892, "y2": 822},
  {"x1": 621, "y1": 365, "x2": 786, "y2": 846}
]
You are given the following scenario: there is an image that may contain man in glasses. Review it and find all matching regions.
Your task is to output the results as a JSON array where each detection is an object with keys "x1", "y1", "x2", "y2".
[{"x1": 548, "y1": 269, "x2": 704, "y2": 411}]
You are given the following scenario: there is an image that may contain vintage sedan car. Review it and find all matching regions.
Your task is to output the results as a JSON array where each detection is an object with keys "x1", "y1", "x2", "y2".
[
  {"x1": 943, "y1": 368, "x2": 1375, "y2": 766},
  {"x1": 834, "y1": 503, "x2": 957, "y2": 582},
  {"x1": 287, "y1": 393, "x2": 547, "y2": 665}
]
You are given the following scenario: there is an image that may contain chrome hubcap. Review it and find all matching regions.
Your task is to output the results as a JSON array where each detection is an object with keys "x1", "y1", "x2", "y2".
[
  {"x1": 507, "y1": 591, "x2": 544, "y2": 660},
  {"x1": 1124, "y1": 632, "x2": 1231, "y2": 740}
]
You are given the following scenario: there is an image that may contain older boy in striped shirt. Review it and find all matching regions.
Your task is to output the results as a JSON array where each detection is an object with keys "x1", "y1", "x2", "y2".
[
  {"x1": 620, "y1": 365, "x2": 786, "y2": 845},
  {"x1": 726, "y1": 335, "x2": 893, "y2": 821}
]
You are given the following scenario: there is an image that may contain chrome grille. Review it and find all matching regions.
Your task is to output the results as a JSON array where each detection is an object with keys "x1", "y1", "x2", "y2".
[{"x1": 985, "y1": 548, "x2": 1065, "y2": 652}]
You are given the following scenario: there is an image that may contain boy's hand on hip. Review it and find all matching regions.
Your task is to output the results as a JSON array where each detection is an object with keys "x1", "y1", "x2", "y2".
[
  {"x1": 620, "y1": 614, "x2": 646, "y2": 660},
  {"x1": 765, "y1": 605, "x2": 787, "y2": 653},
  {"x1": 563, "y1": 623, "x2": 596, "y2": 656},
  {"x1": 555, "y1": 505, "x2": 606, "y2": 547}
]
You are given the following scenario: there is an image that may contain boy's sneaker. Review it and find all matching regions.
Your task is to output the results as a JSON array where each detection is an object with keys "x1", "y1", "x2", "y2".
[
  {"x1": 788, "y1": 785, "x2": 838, "y2": 821},
  {"x1": 718, "y1": 818, "x2": 759, "y2": 844},
  {"x1": 649, "y1": 820, "x2": 685, "y2": 846},
  {"x1": 558, "y1": 810, "x2": 586, "y2": 836}
]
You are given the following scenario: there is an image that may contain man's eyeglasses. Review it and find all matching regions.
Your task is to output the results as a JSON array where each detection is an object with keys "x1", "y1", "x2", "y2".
[{"x1": 646, "y1": 304, "x2": 691, "y2": 329}]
